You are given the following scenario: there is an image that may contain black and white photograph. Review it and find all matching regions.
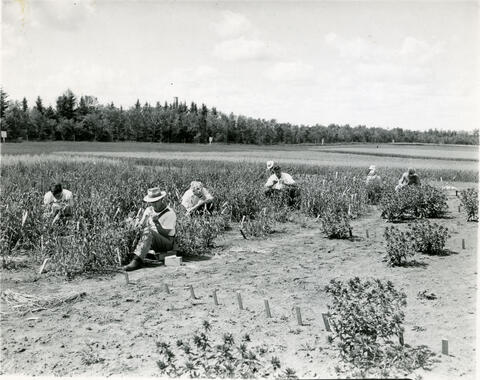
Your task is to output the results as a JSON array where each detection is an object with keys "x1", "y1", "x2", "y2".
[{"x1": 0, "y1": 0, "x2": 478, "y2": 379}]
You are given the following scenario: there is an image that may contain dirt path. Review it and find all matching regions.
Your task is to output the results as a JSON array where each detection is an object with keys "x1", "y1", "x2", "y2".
[{"x1": 0, "y1": 194, "x2": 476, "y2": 379}]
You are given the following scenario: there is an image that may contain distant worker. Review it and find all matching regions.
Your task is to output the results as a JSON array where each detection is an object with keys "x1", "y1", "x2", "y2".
[
  {"x1": 125, "y1": 188, "x2": 176, "y2": 271},
  {"x1": 181, "y1": 181, "x2": 214, "y2": 215},
  {"x1": 365, "y1": 165, "x2": 383, "y2": 203},
  {"x1": 395, "y1": 168, "x2": 421, "y2": 192},
  {"x1": 264, "y1": 164, "x2": 299, "y2": 206},
  {"x1": 43, "y1": 183, "x2": 74, "y2": 218}
]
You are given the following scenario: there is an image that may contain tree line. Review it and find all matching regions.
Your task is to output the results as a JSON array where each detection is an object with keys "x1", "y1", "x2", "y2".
[{"x1": 0, "y1": 88, "x2": 477, "y2": 145}]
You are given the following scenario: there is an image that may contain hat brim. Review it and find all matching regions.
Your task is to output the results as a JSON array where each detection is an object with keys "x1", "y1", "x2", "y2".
[{"x1": 143, "y1": 193, "x2": 166, "y2": 203}]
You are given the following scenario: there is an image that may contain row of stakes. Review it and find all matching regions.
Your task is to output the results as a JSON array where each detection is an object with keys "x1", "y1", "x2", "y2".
[{"x1": 120, "y1": 274, "x2": 453, "y2": 356}]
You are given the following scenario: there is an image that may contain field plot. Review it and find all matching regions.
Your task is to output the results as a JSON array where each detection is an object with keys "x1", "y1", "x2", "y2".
[{"x1": 0, "y1": 143, "x2": 477, "y2": 379}]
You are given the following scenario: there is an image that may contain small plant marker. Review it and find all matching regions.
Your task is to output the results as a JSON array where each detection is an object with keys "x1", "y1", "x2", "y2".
[
  {"x1": 442, "y1": 339, "x2": 449, "y2": 355},
  {"x1": 164, "y1": 283, "x2": 170, "y2": 294},
  {"x1": 114, "y1": 207, "x2": 120, "y2": 218},
  {"x1": 335, "y1": 171, "x2": 338, "y2": 179},
  {"x1": 124, "y1": 272, "x2": 129, "y2": 285},
  {"x1": 321, "y1": 313, "x2": 331, "y2": 332},
  {"x1": 116, "y1": 248, "x2": 122, "y2": 266},
  {"x1": 462, "y1": 239, "x2": 466, "y2": 250},
  {"x1": 38, "y1": 258, "x2": 49, "y2": 275},
  {"x1": 456, "y1": 190, "x2": 458, "y2": 196},
  {"x1": 213, "y1": 289, "x2": 219, "y2": 305},
  {"x1": 237, "y1": 292, "x2": 244, "y2": 310},
  {"x1": 21, "y1": 210, "x2": 28, "y2": 228},
  {"x1": 295, "y1": 307, "x2": 303, "y2": 326},
  {"x1": 365, "y1": 229, "x2": 369, "y2": 238},
  {"x1": 264, "y1": 299, "x2": 272, "y2": 318},
  {"x1": 189, "y1": 285, "x2": 197, "y2": 299},
  {"x1": 458, "y1": 205, "x2": 461, "y2": 212},
  {"x1": 399, "y1": 331, "x2": 404, "y2": 346}
]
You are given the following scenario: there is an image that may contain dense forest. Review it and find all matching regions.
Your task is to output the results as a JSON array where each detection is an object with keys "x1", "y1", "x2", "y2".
[{"x1": 0, "y1": 89, "x2": 477, "y2": 145}]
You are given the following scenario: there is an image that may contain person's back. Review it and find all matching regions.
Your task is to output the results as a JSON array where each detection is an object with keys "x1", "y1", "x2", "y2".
[{"x1": 43, "y1": 183, "x2": 73, "y2": 217}]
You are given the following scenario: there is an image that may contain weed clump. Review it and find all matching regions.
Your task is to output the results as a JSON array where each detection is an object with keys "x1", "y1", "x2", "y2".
[{"x1": 459, "y1": 188, "x2": 478, "y2": 222}]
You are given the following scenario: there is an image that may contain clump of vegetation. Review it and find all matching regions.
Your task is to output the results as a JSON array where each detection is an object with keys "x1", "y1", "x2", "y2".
[
  {"x1": 320, "y1": 210, "x2": 352, "y2": 239},
  {"x1": 156, "y1": 321, "x2": 297, "y2": 378},
  {"x1": 409, "y1": 220, "x2": 450, "y2": 255},
  {"x1": 384, "y1": 226, "x2": 415, "y2": 266},
  {"x1": 459, "y1": 188, "x2": 478, "y2": 222},
  {"x1": 380, "y1": 185, "x2": 448, "y2": 222},
  {"x1": 325, "y1": 277, "x2": 436, "y2": 377}
]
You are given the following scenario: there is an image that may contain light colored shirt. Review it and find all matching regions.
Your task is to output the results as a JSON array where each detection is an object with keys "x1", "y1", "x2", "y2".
[
  {"x1": 181, "y1": 188, "x2": 213, "y2": 210},
  {"x1": 43, "y1": 189, "x2": 73, "y2": 211},
  {"x1": 139, "y1": 206, "x2": 176, "y2": 237},
  {"x1": 366, "y1": 174, "x2": 382, "y2": 187},
  {"x1": 265, "y1": 172, "x2": 295, "y2": 190},
  {"x1": 399, "y1": 172, "x2": 420, "y2": 187}
]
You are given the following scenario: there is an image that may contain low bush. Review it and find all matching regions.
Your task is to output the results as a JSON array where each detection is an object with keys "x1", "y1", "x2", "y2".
[
  {"x1": 320, "y1": 210, "x2": 352, "y2": 239},
  {"x1": 459, "y1": 188, "x2": 478, "y2": 222},
  {"x1": 409, "y1": 220, "x2": 449, "y2": 255},
  {"x1": 380, "y1": 185, "x2": 448, "y2": 222},
  {"x1": 156, "y1": 321, "x2": 297, "y2": 378},
  {"x1": 325, "y1": 278, "x2": 436, "y2": 377},
  {"x1": 384, "y1": 226, "x2": 415, "y2": 266}
]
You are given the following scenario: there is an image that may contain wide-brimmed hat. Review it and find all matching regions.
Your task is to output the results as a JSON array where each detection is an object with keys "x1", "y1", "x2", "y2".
[
  {"x1": 266, "y1": 160, "x2": 275, "y2": 170},
  {"x1": 143, "y1": 187, "x2": 167, "y2": 203}
]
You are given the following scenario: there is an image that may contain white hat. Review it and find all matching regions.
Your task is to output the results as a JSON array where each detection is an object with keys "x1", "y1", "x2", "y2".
[
  {"x1": 143, "y1": 187, "x2": 167, "y2": 203},
  {"x1": 369, "y1": 165, "x2": 376, "y2": 171},
  {"x1": 266, "y1": 161, "x2": 275, "y2": 170}
]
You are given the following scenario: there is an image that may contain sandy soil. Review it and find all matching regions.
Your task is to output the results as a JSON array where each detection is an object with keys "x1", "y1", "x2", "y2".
[{"x1": 0, "y1": 193, "x2": 477, "y2": 379}]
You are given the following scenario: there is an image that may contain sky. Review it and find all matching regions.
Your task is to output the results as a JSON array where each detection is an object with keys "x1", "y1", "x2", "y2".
[{"x1": 1, "y1": 0, "x2": 479, "y2": 131}]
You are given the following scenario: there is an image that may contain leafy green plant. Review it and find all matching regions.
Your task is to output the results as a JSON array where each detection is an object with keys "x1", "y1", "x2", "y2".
[
  {"x1": 409, "y1": 220, "x2": 449, "y2": 255},
  {"x1": 156, "y1": 321, "x2": 296, "y2": 378},
  {"x1": 320, "y1": 210, "x2": 352, "y2": 239},
  {"x1": 459, "y1": 188, "x2": 478, "y2": 222},
  {"x1": 325, "y1": 278, "x2": 435, "y2": 376},
  {"x1": 380, "y1": 185, "x2": 448, "y2": 221},
  {"x1": 384, "y1": 226, "x2": 415, "y2": 266}
]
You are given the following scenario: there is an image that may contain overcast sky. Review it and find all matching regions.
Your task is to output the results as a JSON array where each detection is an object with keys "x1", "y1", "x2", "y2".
[{"x1": 1, "y1": 0, "x2": 478, "y2": 131}]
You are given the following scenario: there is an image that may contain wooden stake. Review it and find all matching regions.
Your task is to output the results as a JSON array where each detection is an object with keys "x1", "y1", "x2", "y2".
[
  {"x1": 295, "y1": 307, "x2": 303, "y2": 326},
  {"x1": 38, "y1": 258, "x2": 49, "y2": 275},
  {"x1": 237, "y1": 292, "x2": 244, "y2": 310},
  {"x1": 462, "y1": 239, "x2": 466, "y2": 250},
  {"x1": 189, "y1": 285, "x2": 197, "y2": 299},
  {"x1": 335, "y1": 171, "x2": 338, "y2": 179},
  {"x1": 264, "y1": 299, "x2": 272, "y2": 318},
  {"x1": 124, "y1": 272, "x2": 129, "y2": 285},
  {"x1": 322, "y1": 313, "x2": 331, "y2": 332},
  {"x1": 365, "y1": 229, "x2": 369, "y2": 238},
  {"x1": 213, "y1": 289, "x2": 219, "y2": 305},
  {"x1": 442, "y1": 339, "x2": 449, "y2": 355},
  {"x1": 458, "y1": 205, "x2": 461, "y2": 212},
  {"x1": 164, "y1": 283, "x2": 170, "y2": 294},
  {"x1": 455, "y1": 190, "x2": 458, "y2": 197},
  {"x1": 116, "y1": 248, "x2": 122, "y2": 266},
  {"x1": 399, "y1": 332, "x2": 404, "y2": 346}
]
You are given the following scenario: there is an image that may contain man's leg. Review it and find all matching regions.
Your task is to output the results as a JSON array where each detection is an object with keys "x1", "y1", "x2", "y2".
[
  {"x1": 125, "y1": 226, "x2": 155, "y2": 271},
  {"x1": 150, "y1": 230, "x2": 174, "y2": 253}
]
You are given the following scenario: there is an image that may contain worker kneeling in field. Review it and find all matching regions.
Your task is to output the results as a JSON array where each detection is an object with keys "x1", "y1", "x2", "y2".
[
  {"x1": 43, "y1": 183, "x2": 74, "y2": 218},
  {"x1": 125, "y1": 188, "x2": 176, "y2": 271},
  {"x1": 181, "y1": 181, "x2": 214, "y2": 215},
  {"x1": 365, "y1": 165, "x2": 383, "y2": 203},
  {"x1": 395, "y1": 167, "x2": 421, "y2": 192},
  {"x1": 264, "y1": 164, "x2": 300, "y2": 207}
]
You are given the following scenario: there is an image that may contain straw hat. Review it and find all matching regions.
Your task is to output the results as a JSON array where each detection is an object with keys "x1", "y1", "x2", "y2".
[
  {"x1": 143, "y1": 187, "x2": 167, "y2": 203},
  {"x1": 266, "y1": 161, "x2": 275, "y2": 170}
]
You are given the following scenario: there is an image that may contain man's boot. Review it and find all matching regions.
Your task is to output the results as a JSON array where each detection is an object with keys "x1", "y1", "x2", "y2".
[{"x1": 124, "y1": 255, "x2": 143, "y2": 272}]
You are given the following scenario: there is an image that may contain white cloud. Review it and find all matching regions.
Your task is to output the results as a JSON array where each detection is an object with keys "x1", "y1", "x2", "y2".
[
  {"x1": 29, "y1": 0, "x2": 96, "y2": 30},
  {"x1": 266, "y1": 61, "x2": 314, "y2": 83},
  {"x1": 213, "y1": 11, "x2": 252, "y2": 38},
  {"x1": 213, "y1": 37, "x2": 274, "y2": 61},
  {"x1": 399, "y1": 36, "x2": 444, "y2": 64}
]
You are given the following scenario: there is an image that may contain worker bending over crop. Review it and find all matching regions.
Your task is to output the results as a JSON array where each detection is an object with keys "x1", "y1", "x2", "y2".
[{"x1": 181, "y1": 181, "x2": 214, "y2": 215}]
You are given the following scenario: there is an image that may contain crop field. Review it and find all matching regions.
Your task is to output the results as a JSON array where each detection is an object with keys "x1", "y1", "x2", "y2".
[{"x1": 0, "y1": 142, "x2": 478, "y2": 379}]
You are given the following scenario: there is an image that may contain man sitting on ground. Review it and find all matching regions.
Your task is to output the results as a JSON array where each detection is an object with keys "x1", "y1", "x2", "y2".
[
  {"x1": 125, "y1": 188, "x2": 176, "y2": 271},
  {"x1": 264, "y1": 164, "x2": 299, "y2": 206},
  {"x1": 43, "y1": 183, "x2": 74, "y2": 218},
  {"x1": 181, "y1": 181, "x2": 214, "y2": 215},
  {"x1": 396, "y1": 167, "x2": 421, "y2": 192}
]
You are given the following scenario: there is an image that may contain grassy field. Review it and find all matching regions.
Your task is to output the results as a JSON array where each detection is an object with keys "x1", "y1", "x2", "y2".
[{"x1": 1, "y1": 141, "x2": 478, "y2": 173}]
